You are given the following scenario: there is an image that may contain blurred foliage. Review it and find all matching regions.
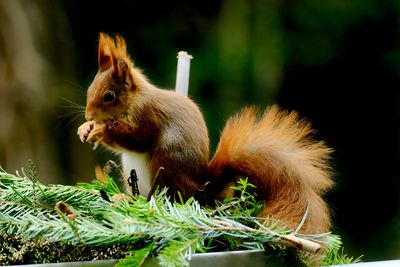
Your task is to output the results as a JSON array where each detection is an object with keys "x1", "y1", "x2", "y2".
[{"x1": 0, "y1": 0, "x2": 399, "y2": 263}]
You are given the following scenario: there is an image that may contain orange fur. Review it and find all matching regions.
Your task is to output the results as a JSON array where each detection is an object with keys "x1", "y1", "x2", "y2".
[{"x1": 208, "y1": 106, "x2": 333, "y2": 234}]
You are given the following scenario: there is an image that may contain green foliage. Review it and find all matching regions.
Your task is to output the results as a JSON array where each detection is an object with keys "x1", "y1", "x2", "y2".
[
  {"x1": 158, "y1": 236, "x2": 205, "y2": 267},
  {"x1": 219, "y1": 177, "x2": 263, "y2": 218},
  {"x1": 77, "y1": 172, "x2": 121, "y2": 196},
  {"x1": 0, "y1": 166, "x2": 360, "y2": 266},
  {"x1": 322, "y1": 235, "x2": 363, "y2": 265},
  {"x1": 27, "y1": 160, "x2": 38, "y2": 183},
  {"x1": 115, "y1": 241, "x2": 155, "y2": 267}
]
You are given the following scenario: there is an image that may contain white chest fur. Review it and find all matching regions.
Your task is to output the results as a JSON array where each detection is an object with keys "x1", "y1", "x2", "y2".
[{"x1": 121, "y1": 152, "x2": 151, "y2": 197}]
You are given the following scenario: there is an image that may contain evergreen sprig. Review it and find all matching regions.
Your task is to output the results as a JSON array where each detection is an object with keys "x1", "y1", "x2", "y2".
[{"x1": 0, "y1": 166, "x2": 360, "y2": 266}]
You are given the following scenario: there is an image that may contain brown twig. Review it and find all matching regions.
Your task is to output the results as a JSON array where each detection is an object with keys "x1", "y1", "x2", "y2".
[
  {"x1": 147, "y1": 167, "x2": 165, "y2": 201},
  {"x1": 215, "y1": 219, "x2": 322, "y2": 254},
  {"x1": 276, "y1": 234, "x2": 321, "y2": 253}
]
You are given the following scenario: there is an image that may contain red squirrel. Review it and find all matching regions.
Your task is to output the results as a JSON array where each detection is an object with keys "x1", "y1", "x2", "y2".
[{"x1": 77, "y1": 33, "x2": 333, "y2": 235}]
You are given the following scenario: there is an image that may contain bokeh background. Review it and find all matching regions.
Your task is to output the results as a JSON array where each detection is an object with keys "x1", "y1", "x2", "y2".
[{"x1": 0, "y1": 0, "x2": 399, "y2": 262}]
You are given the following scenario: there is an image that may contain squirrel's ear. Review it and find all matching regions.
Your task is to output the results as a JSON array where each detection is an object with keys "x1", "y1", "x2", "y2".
[
  {"x1": 112, "y1": 35, "x2": 130, "y2": 79},
  {"x1": 98, "y1": 33, "x2": 131, "y2": 79},
  {"x1": 98, "y1": 33, "x2": 113, "y2": 72}
]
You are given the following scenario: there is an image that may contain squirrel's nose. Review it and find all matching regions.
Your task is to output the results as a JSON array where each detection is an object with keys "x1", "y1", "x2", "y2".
[{"x1": 85, "y1": 104, "x2": 97, "y2": 121}]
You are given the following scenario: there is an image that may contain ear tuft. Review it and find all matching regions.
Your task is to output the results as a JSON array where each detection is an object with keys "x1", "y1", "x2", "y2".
[
  {"x1": 98, "y1": 33, "x2": 114, "y2": 71},
  {"x1": 115, "y1": 35, "x2": 127, "y2": 57},
  {"x1": 97, "y1": 33, "x2": 132, "y2": 73}
]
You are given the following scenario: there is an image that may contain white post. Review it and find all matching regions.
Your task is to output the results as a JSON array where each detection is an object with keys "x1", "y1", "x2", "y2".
[{"x1": 175, "y1": 51, "x2": 193, "y2": 96}]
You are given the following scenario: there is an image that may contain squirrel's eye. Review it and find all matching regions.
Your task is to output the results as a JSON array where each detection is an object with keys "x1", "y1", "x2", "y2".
[{"x1": 103, "y1": 91, "x2": 115, "y2": 103}]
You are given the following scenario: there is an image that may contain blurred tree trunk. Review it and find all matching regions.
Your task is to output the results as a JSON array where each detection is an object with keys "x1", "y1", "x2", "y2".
[{"x1": 0, "y1": 0, "x2": 87, "y2": 184}]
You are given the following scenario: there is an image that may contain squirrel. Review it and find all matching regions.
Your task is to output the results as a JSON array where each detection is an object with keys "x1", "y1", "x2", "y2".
[{"x1": 77, "y1": 33, "x2": 333, "y2": 236}]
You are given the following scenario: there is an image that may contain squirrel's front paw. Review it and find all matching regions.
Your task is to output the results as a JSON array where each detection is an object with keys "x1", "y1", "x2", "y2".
[
  {"x1": 77, "y1": 121, "x2": 95, "y2": 143},
  {"x1": 86, "y1": 123, "x2": 106, "y2": 149}
]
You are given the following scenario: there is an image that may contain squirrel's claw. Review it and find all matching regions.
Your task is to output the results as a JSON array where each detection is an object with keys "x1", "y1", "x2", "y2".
[
  {"x1": 86, "y1": 123, "x2": 106, "y2": 146},
  {"x1": 77, "y1": 121, "x2": 95, "y2": 143}
]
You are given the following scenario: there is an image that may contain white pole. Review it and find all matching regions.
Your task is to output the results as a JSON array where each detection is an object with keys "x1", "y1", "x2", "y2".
[{"x1": 175, "y1": 51, "x2": 193, "y2": 96}]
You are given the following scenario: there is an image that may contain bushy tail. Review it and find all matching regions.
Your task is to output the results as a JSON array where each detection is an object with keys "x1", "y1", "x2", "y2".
[{"x1": 207, "y1": 105, "x2": 333, "y2": 234}]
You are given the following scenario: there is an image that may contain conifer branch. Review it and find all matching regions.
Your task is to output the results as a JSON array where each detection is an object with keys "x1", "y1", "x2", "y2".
[{"x1": 0, "y1": 166, "x2": 360, "y2": 266}]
